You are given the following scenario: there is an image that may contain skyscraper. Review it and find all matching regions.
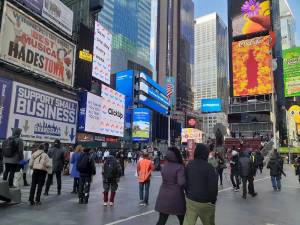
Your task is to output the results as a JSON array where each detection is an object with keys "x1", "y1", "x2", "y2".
[
  {"x1": 99, "y1": 0, "x2": 152, "y2": 75},
  {"x1": 156, "y1": 0, "x2": 194, "y2": 111},
  {"x1": 194, "y1": 13, "x2": 229, "y2": 139},
  {"x1": 279, "y1": 0, "x2": 296, "y2": 50}
]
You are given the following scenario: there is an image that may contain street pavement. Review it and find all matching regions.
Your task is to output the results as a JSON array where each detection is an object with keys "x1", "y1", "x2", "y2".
[{"x1": 0, "y1": 163, "x2": 299, "y2": 225}]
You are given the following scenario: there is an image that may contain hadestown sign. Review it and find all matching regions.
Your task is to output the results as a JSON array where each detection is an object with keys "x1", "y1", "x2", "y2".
[{"x1": 0, "y1": 2, "x2": 76, "y2": 87}]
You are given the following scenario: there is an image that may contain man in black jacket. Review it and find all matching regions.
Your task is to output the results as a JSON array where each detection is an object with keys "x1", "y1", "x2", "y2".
[
  {"x1": 184, "y1": 144, "x2": 218, "y2": 225},
  {"x1": 230, "y1": 150, "x2": 240, "y2": 191},
  {"x1": 238, "y1": 151, "x2": 257, "y2": 199}
]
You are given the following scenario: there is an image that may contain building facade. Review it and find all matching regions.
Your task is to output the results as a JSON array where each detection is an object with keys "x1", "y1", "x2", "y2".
[
  {"x1": 279, "y1": 0, "x2": 296, "y2": 50},
  {"x1": 99, "y1": 0, "x2": 152, "y2": 75},
  {"x1": 156, "y1": 0, "x2": 194, "y2": 112}
]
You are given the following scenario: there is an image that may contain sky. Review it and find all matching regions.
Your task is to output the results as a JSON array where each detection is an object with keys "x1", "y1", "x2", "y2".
[{"x1": 194, "y1": 0, "x2": 300, "y2": 46}]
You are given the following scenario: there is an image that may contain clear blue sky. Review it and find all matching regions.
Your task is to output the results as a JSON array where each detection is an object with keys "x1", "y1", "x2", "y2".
[{"x1": 194, "y1": 0, "x2": 300, "y2": 46}]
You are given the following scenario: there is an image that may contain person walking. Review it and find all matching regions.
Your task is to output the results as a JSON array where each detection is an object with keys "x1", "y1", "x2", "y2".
[
  {"x1": 2, "y1": 128, "x2": 24, "y2": 188},
  {"x1": 77, "y1": 148, "x2": 96, "y2": 204},
  {"x1": 238, "y1": 152, "x2": 257, "y2": 199},
  {"x1": 70, "y1": 145, "x2": 83, "y2": 194},
  {"x1": 28, "y1": 144, "x2": 51, "y2": 205},
  {"x1": 267, "y1": 153, "x2": 286, "y2": 191},
  {"x1": 44, "y1": 140, "x2": 65, "y2": 196},
  {"x1": 216, "y1": 152, "x2": 226, "y2": 186},
  {"x1": 183, "y1": 144, "x2": 218, "y2": 225},
  {"x1": 255, "y1": 150, "x2": 265, "y2": 174},
  {"x1": 208, "y1": 151, "x2": 218, "y2": 172},
  {"x1": 137, "y1": 151, "x2": 154, "y2": 206},
  {"x1": 155, "y1": 147, "x2": 186, "y2": 225},
  {"x1": 102, "y1": 153, "x2": 122, "y2": 206},
  {"x1": 230, "y1": 150, "x2": 240, "y2": 191}
]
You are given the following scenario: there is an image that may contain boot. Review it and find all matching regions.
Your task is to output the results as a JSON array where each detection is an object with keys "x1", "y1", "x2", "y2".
[
  {"x1": 84, "y1": 197, "x2": 89, "y2": 204},
  {"x1": 23, "y1": 173, "x2": 30, "y2": 186}
]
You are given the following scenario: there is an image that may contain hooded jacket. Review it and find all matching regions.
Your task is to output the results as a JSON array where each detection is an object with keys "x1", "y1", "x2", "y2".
[
  {"x1": 47, "y1": 146, "x2": 65, "y2": 172},
  {"x1": 29, "y1": 150, "x2": 51, "y2": 172},
  {"x1": 3, "y1": 128, "x2": 24, "y2": 164},
  {"x1": 267, "y1": 156, "x2": 285, "y2": 177}
]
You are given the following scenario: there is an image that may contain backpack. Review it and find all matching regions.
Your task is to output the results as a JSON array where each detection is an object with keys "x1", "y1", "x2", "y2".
[
  {"x1": 103, "y1": 158, "x2": 118, "y2": 179},
  {"x1": 3, "y1": 137, "x2": 18, "y2": 158},
  {"x1": 77, "y1": 153, "x2": 93, "y2": 174}
]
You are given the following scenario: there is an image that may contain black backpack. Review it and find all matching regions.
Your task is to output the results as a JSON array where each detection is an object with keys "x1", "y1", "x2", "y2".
[
  {"x1": 3, "y1": 137, "x2": 18, "y2": 158},
  {"x1": 77, "y1": 153, "x2": 93, "y2": 174},
  {"x1": 103, "y1": 158, "x2": 118, "y2": 179}
]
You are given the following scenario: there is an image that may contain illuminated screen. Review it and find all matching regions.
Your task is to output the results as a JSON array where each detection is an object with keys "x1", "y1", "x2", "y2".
[
  {"x1": 232, "y1": 35, "x2": 273, "y2": 96},
  {"x1": 283, "y1": 47, "x2": 300, "y2": 97},
  {"x1": 231, "y1": 0, "x2": 271, "y2": 37}
]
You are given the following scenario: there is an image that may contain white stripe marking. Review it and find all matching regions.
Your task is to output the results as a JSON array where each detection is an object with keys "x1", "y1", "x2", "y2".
[{"x1": 104, "y1": 176, "x2": 270, "y2": 225}]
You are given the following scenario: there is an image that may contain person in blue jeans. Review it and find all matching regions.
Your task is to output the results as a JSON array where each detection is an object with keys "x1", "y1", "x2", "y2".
[
  {"x1": 70, "y1": 145, "x2": 83, "y2": 194},
  {"x1": 267, "y1": 153, "x2": 286, "y2": 191}
]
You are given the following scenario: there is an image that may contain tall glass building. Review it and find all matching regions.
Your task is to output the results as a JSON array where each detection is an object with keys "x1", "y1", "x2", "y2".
[{"x1": 99, "y1": 0, "x2": 152, "y2": 75}]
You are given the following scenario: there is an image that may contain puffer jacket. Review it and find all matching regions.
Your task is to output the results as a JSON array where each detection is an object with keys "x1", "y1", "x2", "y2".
[
  {"x1": 29, "y1": 150, "x2": 51, "y2": 172},
  {"x1": 267, "y1": 157, "x2": 284, "y2": 177}
]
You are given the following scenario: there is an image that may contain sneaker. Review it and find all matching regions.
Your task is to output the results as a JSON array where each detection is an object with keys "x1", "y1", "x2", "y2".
[
  {"x1": 139, "y1": 201, "x2": 145, "y2": 206},
  {"x1": 234, "y1": 188, "x2": 240, "y2": 192},
  {"x1": 109, "y1": 202, "x2": 114, "y2": 206},
  {"x1": 29, "y1": 200, "x2": 35, "y2": 206},
  {"x1": 35, "y1": 201, "x2": 42, "y2": 206},
  {"x1": 103, "y1": 202, "x2": 108, "y2": 206},
  {"x1": 251, "y1": 193, "x2": 258, "y2": 197}
]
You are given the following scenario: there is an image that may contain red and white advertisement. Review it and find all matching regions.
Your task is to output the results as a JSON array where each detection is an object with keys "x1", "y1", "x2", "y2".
[{"x1": 0, "y1": 2, "x2": 76, "y2": 87}]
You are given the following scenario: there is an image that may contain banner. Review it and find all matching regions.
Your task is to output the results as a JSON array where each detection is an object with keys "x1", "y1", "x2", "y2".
[
  {"x1": 92, "y1": 21, "x2": 112, "y2": 85},
  {"x1": 0, "y1": 2, "x2": 76, "y2": 87},
  {"x1": 181, "y1": 128, "x2": 203, "y2": 143},
  {"x1": 42, "y1": 0, "x2": 73, "y2": 36},
  {"x1": 7, "y1": 82, "x2": 78, "y2": 143},
  {"x1": 0, "y1": 78, "x2": 13, "y2": 139},
  {"x1": 283, "y1": 47, "x2": 300, "y2": 97},
  {"x1": 132, "y1": 108, "x2": 151, "y2": 142},
  {"x1": 17, "y1": 0, "x2": 43, "y2": 14}
]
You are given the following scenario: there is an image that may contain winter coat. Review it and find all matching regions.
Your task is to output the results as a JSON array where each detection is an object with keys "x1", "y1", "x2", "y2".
[
  {"x1": 255, "y1": 152, "x2": 264, "y2": 166},
  {"x1": 3, "y1": 128, "x2": 24, "y2": 164},
  {"x1": 267, "y1": 157, "x2": 285, "y2": 177},
  {"x1": 185, "y1": 158, "x2": 218, "y2": 204},
  {"x1": 70, "y1": 152, "x2": 81, "y2": 178},
  {"x1": 230, "y1": 155, "x2": 239, "y2": 174},
  {"x1": 77, "y1": 152, "x2": 96, "y2": 177},
  {"x1": 102, "y1": 155, "x2": 122, "y2": 181},
  {"x1": 29, "y1": 150, "x2": 51, "y2": 172},
  {"x1": 238, "y1": 154, "x2": 255, "y2": 177},
  {"x1": 155, "y1": 151, "x2": 186, "y2": 216},
  {"x1": 137, "y1": 158, "x2": 154, "y2": 183},
  {"x1": 47, "y1": 147, "x2": 65, "y2": 172}
]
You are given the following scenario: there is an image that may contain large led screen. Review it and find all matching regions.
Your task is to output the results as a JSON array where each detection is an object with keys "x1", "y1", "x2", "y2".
[
  {"x1": 132, "y1": 108, "x2": 151, "y2": 142},
  {"x1": 201, "y1": 98, "x2": 222, "y2": 113},
  {"x1": 232, "y1": 35, "x2": 272, "y2": 96},
  {"x1": 231, "y1": 0, "x2": 271, "y2": 37},
  {"x1": 283, "y1": 47, "x2": 300, "y2": 97}
]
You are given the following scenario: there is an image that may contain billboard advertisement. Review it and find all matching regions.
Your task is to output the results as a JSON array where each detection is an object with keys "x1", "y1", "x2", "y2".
[
  {"x1": 140, "y1": 72, "x2": 167, "y2": 96},
  {"x1": 231, "y1": 0, "x2": 271, "y2": 37},
  {"x1": 283, "y1": 47, "x2": 300, "y2": 97},
  {"x1": 166, "y1": 76, "x2": 176, "y2": 109},
  {"x1": 92, "y1": 21, "x2": 112, "y2": 85},
  {"x1": 181, "y1": 128, "x2": 203, "y2": 143},
  {"x1": 232, "y1": 35, "x2": 272, "y2": 96},
  {"x1": 7, "y1": 82, "x2": 78, "y2": 143},
  {"x1": 0, "y1": 2, "x2": 76, "y2": 87},
  {"x1": 116, "y1": 70, "x2": 134, "y2": 128},
  {"x1": 140, "y1": 82, "x2": 169, "y2": 107},
  {"x1": 132, "y1": 108, "x2": 151, "y2": 142},
  {"x1": 139, "y1": 94, "x2": 168, "y2": 115},
  {"x1": 16, "y1": 0, "x2": 73, "y2": 35},
  {"x1": 201, "y1": 98, "x2": 222, "y2": 113},
  {"x1": 0, "y1": 78, "x2": 13, "y2": 139}
]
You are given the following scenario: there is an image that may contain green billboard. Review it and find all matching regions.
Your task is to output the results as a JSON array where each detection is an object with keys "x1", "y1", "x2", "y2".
[{"x1": 283, "y1": 47, "x2": 300, "y2": 97}]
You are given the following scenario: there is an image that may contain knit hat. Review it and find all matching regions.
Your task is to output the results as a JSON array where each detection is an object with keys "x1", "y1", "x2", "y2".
[{"x1": 194, "y1": 144, "x2": 209, "y2": 161}]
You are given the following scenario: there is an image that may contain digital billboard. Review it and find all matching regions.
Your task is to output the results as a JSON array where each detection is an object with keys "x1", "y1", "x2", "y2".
[
  {"x1": 132, "y1": 108, "x2": 151, "y2": 142},
  {"x1": 7, "y1": 82, "x2": 78, "y2": 143},
  {"x1": 92, "y1": 21, "x2": 112, "y2": 85},
  {"x1": 0, "y1": 2, "x2": 76, "y2": 87},
  {"x1": 116, "y1": 70, "x2": 134, "y2": 128},
  {"x1": 232, "y1": 35, "x2": 273, "y2": 96},
  {"x1": 283, "y1": 47, "x2": 300, "y2": 97},
  {"x1": 181, "y1": 128, "x2": 203, "y2": 143},
  {"x1": 139, "y1": 94, "x2": 168, "y2": 115},
  {"x1": 231, "y1": 0, "x2": 271, "y2": 37},
  {"x1": 201, "y1": 98, "x2": 222, "y2": 113},
  {"x1": 140, "y1": 82, "x2": 169, "y2": 107}
]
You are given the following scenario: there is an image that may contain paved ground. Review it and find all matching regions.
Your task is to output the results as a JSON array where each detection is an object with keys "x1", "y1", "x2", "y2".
[{"x1": 0, "y1": 164, "x2": 299, "y2": 225}]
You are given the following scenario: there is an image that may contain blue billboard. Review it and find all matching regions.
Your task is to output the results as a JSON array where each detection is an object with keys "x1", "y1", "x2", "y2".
[
  {"x1": 140, "y1": 82, "x2": 169, "y2": 107},
  {"x1": 201, "y1": 98, "x2": 222, "y2": 113},
  {"x1": 139, "y1": 94, "x2": 168, "y2": 115},
  {"x1": 116, "y1": 70, "x2": 134, "y2": 128},
  {"x1": 0, "y1": 77, "x2": 12, "y2": 139},
  {"x1": 132, "y1": 108, "x2": 151, "y2": 142},
  {"x1": 140, "y1": 72, "x2": 167, "y2": 96}
]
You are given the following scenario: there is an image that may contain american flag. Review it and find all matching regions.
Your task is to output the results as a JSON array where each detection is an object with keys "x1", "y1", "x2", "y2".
[{"x1": 167, "y1": 83, "x2": 173, "y2": 100}]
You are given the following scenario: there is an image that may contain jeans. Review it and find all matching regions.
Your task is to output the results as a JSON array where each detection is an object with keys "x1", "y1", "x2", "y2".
[
  {"x1": 230, "y1": 172, "x2": 240, "y2": 189},
  {"x1": 157, "y1": 213, "x2": 184, "y2": 225},
  {"x1": 271, "y1": 176, "x2": 281, "y2": 190},
  {"x1": 139, "y1": 180, "x2": 150, "y2": 204},
  {"x1": 217, "y1": 168, "x2": 224, "y2": 185},
  {"x1": 183, "y1": 198, "x2": 215, "y2": 225},
  {"x1": 78, "y1": 176, "x2": 91, "y2": 200},
  {"x1": 3, "y1": 163, "x2": 18, "y2": 186},
  {"x1": 45, "y1": 171, "x2": 62, "y2": 193},
  {"x1": 72, "y1": 178, "x2": 80, "y2": 193},
  {"x1": 241, "y1": 176, "x2": 255, "y2": 197},
  {"x1": 29, "y1": 170, "x2": 47, "y2": 202}
]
